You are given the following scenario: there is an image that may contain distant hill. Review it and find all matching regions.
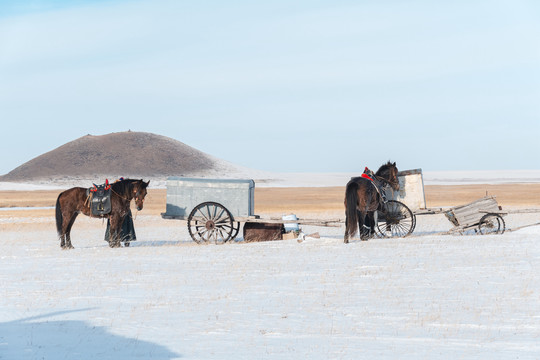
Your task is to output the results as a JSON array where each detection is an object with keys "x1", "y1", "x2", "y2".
[{"x1": 0, "y1": 132, "x2": 246, "y2": 182}]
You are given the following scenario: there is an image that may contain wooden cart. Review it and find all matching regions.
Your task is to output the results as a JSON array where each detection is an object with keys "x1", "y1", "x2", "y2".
[{"x1": 441, "y1": 196, "x2": 506, "y2": 234}]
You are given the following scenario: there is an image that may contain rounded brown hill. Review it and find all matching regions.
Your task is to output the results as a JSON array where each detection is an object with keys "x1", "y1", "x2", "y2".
[{"x1": 0, "y1": 132, "x2": 239, "y2": 181}]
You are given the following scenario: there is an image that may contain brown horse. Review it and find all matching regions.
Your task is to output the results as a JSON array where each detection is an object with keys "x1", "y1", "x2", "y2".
[
  {"x1": 55, "y1": 179, "x2": 150, "y2": 249},
  {"x1": 344, "y1": 162, "x2": 399, "y2": 243}
]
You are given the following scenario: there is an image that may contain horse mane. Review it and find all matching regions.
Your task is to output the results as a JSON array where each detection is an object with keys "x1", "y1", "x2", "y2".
[
  {"x1": 110, "y1": 178, "x2": 143, "y2": 196},
  {"x1": 375, "y1": 161, "x2": 397, "y2": 177}
]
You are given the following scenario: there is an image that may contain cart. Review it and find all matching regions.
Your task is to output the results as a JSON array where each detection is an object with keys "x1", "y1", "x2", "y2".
[
  {"x1": 377, "y1": 168, "x2": 540, "y2": 236},
  {"x1": 161, "y1": 177, "x2": 343, "y2": 244},
  {"x1": 442, "y1": 196, "x2": 505, "y2": 234},
  {"x1": 373, "y1": 169, "x2": 423, "y2": 238}
]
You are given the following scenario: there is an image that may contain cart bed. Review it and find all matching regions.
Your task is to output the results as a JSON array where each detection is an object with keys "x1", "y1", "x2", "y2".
[{"x1": 444, "y1": 196, "x2": 501, "y2": 227}]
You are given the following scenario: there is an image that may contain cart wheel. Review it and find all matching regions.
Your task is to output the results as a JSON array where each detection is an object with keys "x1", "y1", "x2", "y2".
[
  {"x1": 231, "y1": 222, "x2": 241, "y2": 241},
  {"x1": 376, "y1": 200, "x2": 415, "y2": 238},
  {"x1": 187, "y1": 202, "x2": 234, "y2": 244},
  {"x1": 478, "y1": 213, "x2": 505, "y2": 235}
]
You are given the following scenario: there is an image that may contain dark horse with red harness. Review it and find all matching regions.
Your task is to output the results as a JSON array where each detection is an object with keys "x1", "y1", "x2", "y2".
[
  {"x1": 344, "y1": 162, "x2": 400, "y2": 243},
  {"x1": 55, "y1": 179, "x2": 150, "y2": 249}
]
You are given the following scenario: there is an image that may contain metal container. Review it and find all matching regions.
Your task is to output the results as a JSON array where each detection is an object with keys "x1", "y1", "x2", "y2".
[
  {"x1": 282, "y1": 214, "x2": 300, "y2": 232},
  {"x1": 164, "y1": 177, "x2": 255, "y2": 219}
]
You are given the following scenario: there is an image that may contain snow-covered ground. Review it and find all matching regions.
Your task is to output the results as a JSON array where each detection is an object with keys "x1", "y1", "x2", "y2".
[
  {"x1": 1, "y1": 172, "x2": 540, "y2": 358},
  {"x1": 1, "y1": 210, "x2": 540, "y2": 359}
]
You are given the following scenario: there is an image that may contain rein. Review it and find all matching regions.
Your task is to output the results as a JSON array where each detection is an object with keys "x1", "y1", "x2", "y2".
[
  {"x1": 110, "y1": 180, "x2": 138, "y2": 202},
  {"x1": 373, "y1": 173, "x2": 399, "y2": 189},
  {"x1": 111, "y1": 181, "x2": 145, "y2": 208},
  {"x1": 111, "y1": 187, "x2": 131, "y2": 202}
]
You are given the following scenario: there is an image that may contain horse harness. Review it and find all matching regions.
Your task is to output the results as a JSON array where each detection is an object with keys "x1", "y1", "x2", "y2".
[{"x1": 361, "y1": 167, "x2": 398, "y2": 203}]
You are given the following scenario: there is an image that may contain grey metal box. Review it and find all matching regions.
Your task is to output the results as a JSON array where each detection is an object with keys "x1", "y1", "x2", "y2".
[{"x1": 164, "y1": 177, "x2": 255, "y2": 219}]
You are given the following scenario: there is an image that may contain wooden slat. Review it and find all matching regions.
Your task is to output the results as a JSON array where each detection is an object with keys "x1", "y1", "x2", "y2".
[
  {"x1": 160, "y1": 213, "x2": 344, "y2": 227},
  {"x1": 480, "y1": 208, "x2": 540, "y2": 214}
]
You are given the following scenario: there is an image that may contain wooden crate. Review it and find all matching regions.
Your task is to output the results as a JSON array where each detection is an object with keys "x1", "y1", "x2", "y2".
[{"x1": 243, "y1": 222, "x2": 284, "y2": 242}]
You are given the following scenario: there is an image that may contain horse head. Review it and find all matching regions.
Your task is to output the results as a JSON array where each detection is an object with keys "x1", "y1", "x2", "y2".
[
  {"x1": 376, "y1": 161, "x2": 400, "y2": 191},
  {"x1": 132, "y1": 179, "x2": 150, "y2": 211}
]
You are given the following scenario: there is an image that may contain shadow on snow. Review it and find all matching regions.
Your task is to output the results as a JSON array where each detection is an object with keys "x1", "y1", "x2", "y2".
[{"x1": 0, "y1": 309, "x2": 181, "y2": 359}]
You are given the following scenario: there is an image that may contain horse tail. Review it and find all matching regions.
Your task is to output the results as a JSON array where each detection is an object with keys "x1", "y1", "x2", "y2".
[
  {"x1": 345, "y1": 181, "x2": 359, "y2": 241},
  {"x1": 55, "y1": 193, "x2": 63, "y2": 236}
]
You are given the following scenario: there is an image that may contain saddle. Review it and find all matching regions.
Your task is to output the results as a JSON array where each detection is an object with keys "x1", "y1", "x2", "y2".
[{"x1": 86, "y1": 180, "x2": 112, "y2": 216}]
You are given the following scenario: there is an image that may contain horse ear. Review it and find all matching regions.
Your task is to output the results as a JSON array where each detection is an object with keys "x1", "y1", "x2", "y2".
[
  {"x1": 393, "y1": 162, "x2": 396, "y2": 167},
  {"x1": 146, "y1": 180, "x2": 150, "y2": 186}
]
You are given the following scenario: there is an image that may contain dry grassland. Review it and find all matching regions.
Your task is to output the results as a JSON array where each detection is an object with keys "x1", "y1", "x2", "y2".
[{"x1": 1, "y1": 184, "x2": 539, "y2": 219}]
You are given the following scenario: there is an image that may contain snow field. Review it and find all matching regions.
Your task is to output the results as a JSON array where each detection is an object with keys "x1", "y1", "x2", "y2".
[{"x1": 1, "y1": 212, "x2": 540, "y2": 359}]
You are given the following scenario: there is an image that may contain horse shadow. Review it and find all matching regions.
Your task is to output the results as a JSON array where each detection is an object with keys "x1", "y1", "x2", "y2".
[
  {"x1": 128, "y1": 240, "x2": 185, "y2": 247},
  {"x1": 0, "y1": 309, "x2": 181, "y2": 359}
]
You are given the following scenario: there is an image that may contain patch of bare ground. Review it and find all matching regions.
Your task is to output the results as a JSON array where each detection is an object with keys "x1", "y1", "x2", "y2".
[
  {"x1": 1, "y1": 184, "x2": 539, "y2": 220},
  {"x1": 425, "y1": 184, "x2": 540, "y2": 208}
]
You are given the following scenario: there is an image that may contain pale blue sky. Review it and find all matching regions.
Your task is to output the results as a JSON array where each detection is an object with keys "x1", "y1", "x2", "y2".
[{"x1": 1, "y1": 0, "x2": 539, "y2": 175}]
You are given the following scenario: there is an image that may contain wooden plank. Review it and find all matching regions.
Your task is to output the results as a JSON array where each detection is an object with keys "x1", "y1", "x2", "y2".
[
  {"x1": 414, "y1": 208, "x2": 445, "y2": 215},
  {"x1": 161, "y1": 213, "x2": 344, "y2": 227},
  {"x1": 506, "y1": 222, "x2": 540, "y2": 233},
  {"x1": 481, "y1": 208, "x2": 540, "y2": 215}
]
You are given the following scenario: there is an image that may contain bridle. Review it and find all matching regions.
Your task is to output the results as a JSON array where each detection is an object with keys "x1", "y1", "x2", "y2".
[
  {"x1": 133, "y1": 185, "x2": 146, "y2": 204},
  {"x1": 374, "y1": 170, "x2": 399, "y2": 190},
  {"x1": 110, "y1": 181, "x2": 145, "y2": 203}
]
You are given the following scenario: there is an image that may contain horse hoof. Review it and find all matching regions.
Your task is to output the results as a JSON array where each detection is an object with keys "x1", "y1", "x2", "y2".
[{"x1": 61, "y1": 245, "x2": 74, "y2": 250}]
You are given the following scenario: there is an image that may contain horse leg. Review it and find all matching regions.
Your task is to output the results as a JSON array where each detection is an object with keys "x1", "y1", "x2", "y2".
[
  {"x1": 369, "y1": 211, "x2": 377, "y2": 237},
  {"x1": 364, "y1": 212, "x2": 376, "y2": 239},
  {"x1": 63, "y1": 212, "x2": 78, "y2": 249},
  {"x1": 56, "y1": 195, "x2": 67, "y2": 249},
  {"x1": 59, "y1": 213, "x2": 69, "y2": 249},
  {"x1": 360, "y1": 188, "x2": 378, "y2": 240},
  {"x1": 60, "y1": 233, "x2": 66, "y2": 248},
  {"x1": 358, "y1": 210, "x2": 371, "y2": 240},
  {"x1": 108, "y1": 215, "x2": 122, "y2": 248}
]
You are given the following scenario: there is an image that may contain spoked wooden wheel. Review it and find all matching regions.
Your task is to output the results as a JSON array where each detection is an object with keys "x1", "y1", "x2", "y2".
[
  {"x1": 478, "y1": 213, "x2": 505, "y2": 234},
  {"x1": 231, "y1": 222, "x2": 241, "y2": 241},
  {"x1": 376, "y1": 200, "x2": 415, "y2": 238},
  {"x1": 187, "y1": 202, "x2": 234, "y2": 244}
]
